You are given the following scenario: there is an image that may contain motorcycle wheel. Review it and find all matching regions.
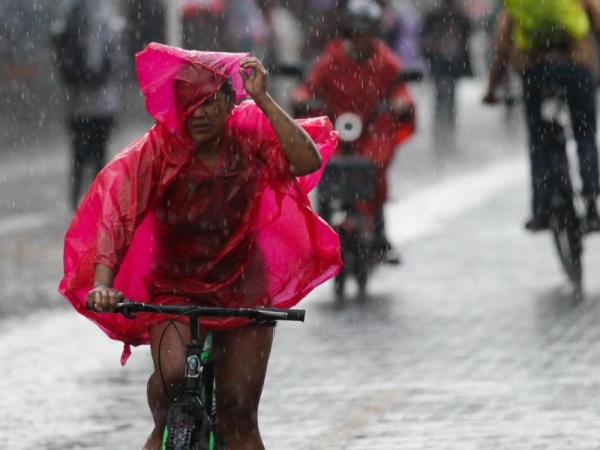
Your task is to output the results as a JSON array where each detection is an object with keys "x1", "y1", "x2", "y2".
[
  {"x1": 355, "y1": 265, "x2": 368, "y2": 301},
  {"x1": 334, "y1": 273, "x2": 346, "y2": 300}
]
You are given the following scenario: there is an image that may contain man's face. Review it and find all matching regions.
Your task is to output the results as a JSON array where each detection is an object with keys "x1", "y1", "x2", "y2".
[
  {"x1": 349, "y1": 33, "x2": 376, "y2": 58},
  {"x1": 186, "y1": 91, "x2": 233, "y2": 143}
]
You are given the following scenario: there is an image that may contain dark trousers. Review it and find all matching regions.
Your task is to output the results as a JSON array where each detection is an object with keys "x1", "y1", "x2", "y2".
[
  {"x1": 433, "y1": 75, "x2": 457, "y2": 129},
  {"x1": 522, "y1": 63, "x2": 599, "y2": 217},
  {"x1": 432, "y1": 75, "x2": 458, "y2": 151},
  {"x1": 68, "y1": 116, "x2": 114, "y2": 210}
]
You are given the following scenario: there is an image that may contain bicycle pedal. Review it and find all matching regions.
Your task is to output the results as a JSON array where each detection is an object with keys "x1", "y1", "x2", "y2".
[{"x1": 382, "y1": 256, "x2": 402, "y2": 265}]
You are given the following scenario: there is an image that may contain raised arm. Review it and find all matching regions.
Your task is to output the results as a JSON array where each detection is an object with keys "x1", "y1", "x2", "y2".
[
  {"x1": 483, "y1": 10, "x2": 513, "y2": 104},
  {"x1": 583, "y1": 0, "x2": 600, "y2": 44},
  {"x1": 240, "y1": 57, "x2": 322, "y2": 177}
]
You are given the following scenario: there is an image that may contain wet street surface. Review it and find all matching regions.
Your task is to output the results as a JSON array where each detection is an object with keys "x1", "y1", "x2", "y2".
[{"x1": 3, "y1": 81, "x2": 600, "y2": 449}]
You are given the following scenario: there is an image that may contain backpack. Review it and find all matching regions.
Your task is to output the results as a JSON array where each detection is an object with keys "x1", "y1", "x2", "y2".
[
  {"x1": 50, "y1": 2, "x2": 112, "y2": 86},
  {"x1": 505, "y1": 0, "x2": 590, "y2": 51}
]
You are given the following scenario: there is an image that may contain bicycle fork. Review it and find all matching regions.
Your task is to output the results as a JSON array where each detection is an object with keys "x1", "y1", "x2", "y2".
[{"x1": 185, "y1": 316, "x2": 219, "y2": 449}]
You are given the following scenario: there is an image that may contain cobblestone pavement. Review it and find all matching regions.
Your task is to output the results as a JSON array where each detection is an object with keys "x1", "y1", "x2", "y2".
[
  {"x1": 3, "y1": 80, "x2": 600, "y2": 449},
  {"x1": 5, "y1": 166, "x2": 600, "y2": 449}
]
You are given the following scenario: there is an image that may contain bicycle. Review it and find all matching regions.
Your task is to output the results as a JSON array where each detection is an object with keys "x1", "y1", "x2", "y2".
[
  {"x1": 537, "y1": 85, "x2": 587, "y2": 298},
  {"x1": 485, "y1": 81, "x2": 589, "y2": 299},
  {"x1": 492, "y1": 85, "x2": 587, "y2": 297},
  {"x1": 112, "y1": 301, "x2": 305, "y2": 450}
]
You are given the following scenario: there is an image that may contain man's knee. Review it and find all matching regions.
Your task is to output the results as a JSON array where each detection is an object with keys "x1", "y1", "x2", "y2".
[
  {"x1": 148, "y1": 366, "x2": 185, "y2": 403},
  {"x1": 218, "y1": 397, "x2": 259, "y2": 431}
]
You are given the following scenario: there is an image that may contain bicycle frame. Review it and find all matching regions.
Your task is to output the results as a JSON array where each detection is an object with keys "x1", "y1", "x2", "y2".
[
  {"x1": 113, "y1": 302, "x2": 304, "y2": 450},
  {"x1": 161, "y1": 314, "x2": 220, "y2": 450}
]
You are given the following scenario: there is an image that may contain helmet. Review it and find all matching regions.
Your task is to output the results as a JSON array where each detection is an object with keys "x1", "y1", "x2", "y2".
[{"x1": 342, "y1": 0, "x2": 383, "y2": 36}]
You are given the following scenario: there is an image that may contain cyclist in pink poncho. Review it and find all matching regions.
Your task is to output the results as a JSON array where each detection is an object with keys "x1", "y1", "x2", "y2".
[{"x1": 59, "y1": 42, "x2": 341, "y2": 449}]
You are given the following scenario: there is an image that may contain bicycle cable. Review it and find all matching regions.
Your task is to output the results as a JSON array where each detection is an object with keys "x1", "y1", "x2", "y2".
[{"x1": 157, "y1": 316, "x2": 188, "y2": 404}]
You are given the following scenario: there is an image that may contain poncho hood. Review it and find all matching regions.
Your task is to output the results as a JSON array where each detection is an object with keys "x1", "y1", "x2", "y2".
[{"x1": 136, "y1": 42, "x2": 250, "y2": 134}]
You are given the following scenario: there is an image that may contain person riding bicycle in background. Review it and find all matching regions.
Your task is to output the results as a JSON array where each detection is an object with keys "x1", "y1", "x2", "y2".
[
  {"x1": 291, "y1": 0, "x2": 416, "y2": 263},
  {"x1": 59, "y1": 43, "x2": 341, "y2": 450},
  {"x1": 483, "y1": 0, "x2": 600, "y2": 232}
]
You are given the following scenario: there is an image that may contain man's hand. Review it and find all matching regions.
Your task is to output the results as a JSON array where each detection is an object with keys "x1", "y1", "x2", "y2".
[
  {"x1": 482, "y1": 89, "x2": 500, "y2": 105},
  {"x1": 86, "y1": 285, "x2": 124, "y2": 312},
  {"x1": 240, "y1": 57, "x2": 268, "y2": 103}
]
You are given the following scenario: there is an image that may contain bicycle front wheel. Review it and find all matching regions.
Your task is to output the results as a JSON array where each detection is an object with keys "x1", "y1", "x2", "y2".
[{"x1": 163, "y1": 403, "x2": 211, "y2": 450}]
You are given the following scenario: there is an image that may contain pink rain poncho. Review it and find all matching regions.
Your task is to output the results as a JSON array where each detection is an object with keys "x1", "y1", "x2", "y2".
[{"x1": 59, "y1": 43, "x2": 341, "y2": 364}]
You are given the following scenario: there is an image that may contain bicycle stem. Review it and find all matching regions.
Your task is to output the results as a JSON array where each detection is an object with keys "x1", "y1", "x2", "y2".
[{"x1": 184, "y1": 315, "x2": 202, "y2": 394}]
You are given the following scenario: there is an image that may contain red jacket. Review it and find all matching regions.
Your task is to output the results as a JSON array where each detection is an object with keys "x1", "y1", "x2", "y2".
[{"x1": 294, "y1": 39, "x2": 416, "y2": 204}]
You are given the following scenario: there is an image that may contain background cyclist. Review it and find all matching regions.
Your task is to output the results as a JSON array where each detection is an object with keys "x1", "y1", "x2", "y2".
[{"x1": 483, "y1": 0, "x2": 600, "y2": 232}]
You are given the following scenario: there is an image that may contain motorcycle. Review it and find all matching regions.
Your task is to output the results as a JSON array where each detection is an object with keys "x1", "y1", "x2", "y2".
[{"x1": 292, "y1": 69, "x2": 422, "y2": 300}]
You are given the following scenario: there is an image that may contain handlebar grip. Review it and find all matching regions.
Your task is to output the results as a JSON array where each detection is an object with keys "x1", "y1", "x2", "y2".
[
  {"x1": 397, "y1": 70, "x2": 423, "y2": 83},
  {"x1": 285, "y1": 309, "x2": 305, "y2": 322}
]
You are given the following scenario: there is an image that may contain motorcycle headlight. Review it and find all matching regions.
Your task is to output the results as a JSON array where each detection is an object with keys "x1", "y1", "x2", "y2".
[{"x1": 335, "y1": 112, "x2": 363, "y2": 142}]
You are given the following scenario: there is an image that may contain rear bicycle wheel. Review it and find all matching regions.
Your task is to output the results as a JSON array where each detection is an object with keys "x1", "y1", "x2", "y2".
[
  {"x1": 546, "y1": 121, "x2": 584, "y2": 297},
  {"x1": 551, "y1": 213, "x2": 583, "y2": 295}
]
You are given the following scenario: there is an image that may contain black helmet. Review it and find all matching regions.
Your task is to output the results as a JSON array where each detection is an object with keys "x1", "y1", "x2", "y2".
[{"x1": 343, "y1": 0, "x2": 383, "y2": 36}]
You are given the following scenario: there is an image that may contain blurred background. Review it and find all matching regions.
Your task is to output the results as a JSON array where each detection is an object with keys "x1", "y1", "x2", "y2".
[
  {"x1": 4, "y1": 1, "x2": 600, "y2": 449},
  {"x1": 0, "y1": 0, "x2": 498, "y2": 147}
]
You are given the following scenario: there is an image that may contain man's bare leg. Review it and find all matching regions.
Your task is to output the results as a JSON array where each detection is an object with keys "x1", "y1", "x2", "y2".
[
  {"x1": 143, "y1": 321, "x2": 191, "y2": 450},
  {"x1": 214, "y1": 325, "x2": 274, "y2": 450}
]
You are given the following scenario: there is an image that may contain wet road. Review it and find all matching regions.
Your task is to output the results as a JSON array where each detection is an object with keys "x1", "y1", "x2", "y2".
[{"x1": 3, "y1": 80, "x2": 600, "y2": 449}]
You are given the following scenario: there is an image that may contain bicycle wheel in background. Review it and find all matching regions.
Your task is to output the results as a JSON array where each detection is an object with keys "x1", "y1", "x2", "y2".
[
  {"x1": 551, "y1": 216, "x2": 583, "y2": 297},
  {"x1": 547, "y1": 120, "x2": 584, "y2": 297}
]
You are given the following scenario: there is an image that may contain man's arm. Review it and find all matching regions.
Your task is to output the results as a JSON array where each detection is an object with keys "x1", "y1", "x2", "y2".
[
  {"x1": 583, "y1": 0, "x2": 600, "y2": 44},
  {"x1": 82, "y1": 134, "x2": 160, "y2": 312},
  {"x1": 241, "y1": 57, "x2": 322, "y2": 177},
  {"x1": 483, "y1": 10, "x2": 513, "y2": 103}
]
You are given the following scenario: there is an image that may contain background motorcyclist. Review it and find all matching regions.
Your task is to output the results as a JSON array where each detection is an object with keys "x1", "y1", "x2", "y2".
[{"x1": 292, "y1": 0, "x2": 416, "y2": 263}]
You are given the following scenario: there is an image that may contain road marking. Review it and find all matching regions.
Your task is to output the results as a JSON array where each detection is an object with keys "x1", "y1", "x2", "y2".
[
  {"x1": 387, "y1": 154, "x2": 527, "y2": 244},
  {"x1": 309, "y1": 389, "x2": 404, "y2": 450}
]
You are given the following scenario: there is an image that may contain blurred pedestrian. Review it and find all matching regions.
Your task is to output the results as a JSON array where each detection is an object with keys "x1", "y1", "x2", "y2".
[
  {"x1": 181, "y1": 0, "x2": 227, "y2": 50},
  {"x1": 421, "y1": 0, "x2": 473, "y2": 150},
  {"x1": 51, "y1": 0, "x2": 122, "y2": 210},
  {"x1": 386, "y1": 1, "x2": 424, "y2": 71},
  {"x1": 256, "y1": 0, "x2": 303, "y2": 109},
  {"x1": 300, "y1": 0, "x2": 345, "y2": 62},
  {"x1": 127, "y1": 0, "x2": 165, "y2": 55},
  {"x1": 224, "y1": 0, "x2": 269, "y2": 53}
]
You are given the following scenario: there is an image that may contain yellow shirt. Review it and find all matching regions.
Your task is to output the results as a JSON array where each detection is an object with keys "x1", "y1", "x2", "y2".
[{"x1": 494, "y1": 0, "x2": 600, "y2": 74}]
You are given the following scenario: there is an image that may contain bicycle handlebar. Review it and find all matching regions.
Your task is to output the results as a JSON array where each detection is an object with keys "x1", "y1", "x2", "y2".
[
  {"x1": 113, "y1": 302, "x2": 305, "y2": 322},
  {"x1": 396, "y1": 70, "x2": 423, "y2": 83}
]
